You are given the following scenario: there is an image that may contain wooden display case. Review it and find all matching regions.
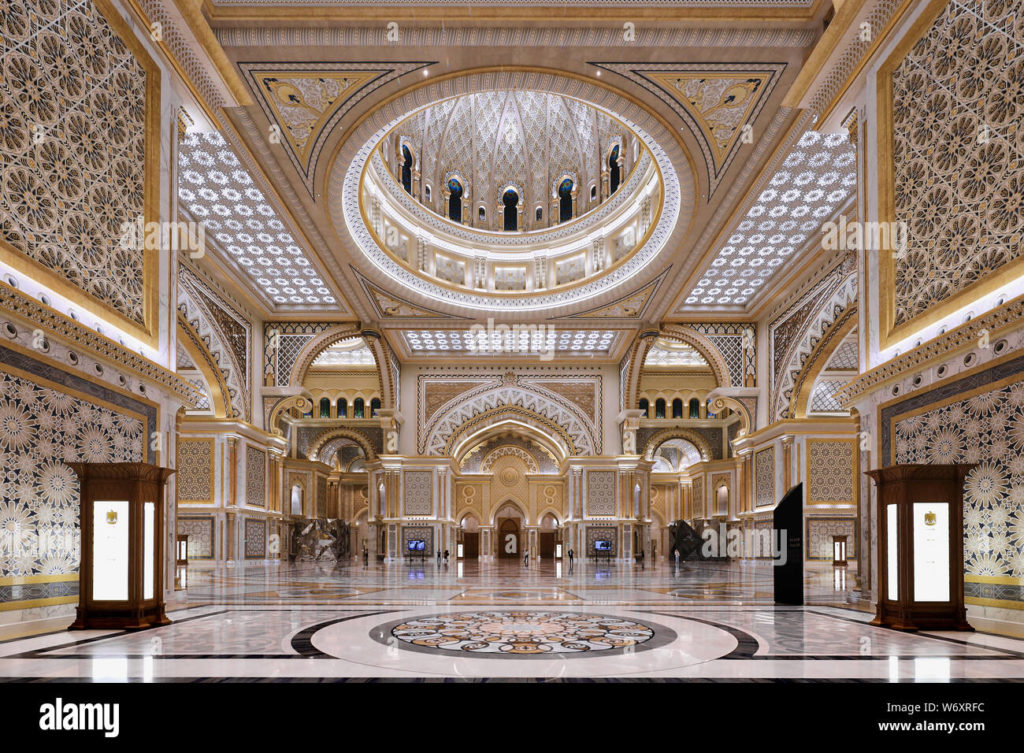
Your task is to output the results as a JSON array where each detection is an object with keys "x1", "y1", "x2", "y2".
[
  {"x1": 68, "y1": 462, "x2": 175, "y2": 630},
  {"x1": 866, "y1": 464, "x2": 974, "y2": 631}
]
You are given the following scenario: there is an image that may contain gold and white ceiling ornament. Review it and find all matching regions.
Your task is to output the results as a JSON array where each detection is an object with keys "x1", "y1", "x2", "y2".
[
  {"x1": 591, "y1": 63, "x2": 786, "y2": 196},
  {"x1": 310, "y1": 337, "x2": 375, "y2": 367},
  {"x1": 400, "y1": 329, "x2": 620, "y2": 358},
  {"x1": 557, "y1": 271, "x2": 667, "y2": 320},
  {"x1": 389, "y1": 91, "x2": 630, "y2": 221},
  {"x1": 643, "y1": 339, "x2": 710, "y2": 367},
  {"x1": 355, "y1": 271, "x2": 465, "y2": 320},
  {"x1": 684, "y1": 130, "x2": 856, "y2": 308},
  {"x1": 178, "y1": 131, "x2": 335, "y2": 309},
  {"x1": 331, "y1": 71, "x2": 691, "y2": 316},
  {"x1": 239, "y1": 62, "x2": 433, "y2": 194}
]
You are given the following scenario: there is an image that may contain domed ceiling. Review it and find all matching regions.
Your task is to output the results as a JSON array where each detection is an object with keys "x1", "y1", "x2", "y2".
[
  {"x1": 331, "y1": 70, "x2": 692, "y2": 317},
  {"x1": 385, "y1": 91, "x2": 637, "y2": 227}
]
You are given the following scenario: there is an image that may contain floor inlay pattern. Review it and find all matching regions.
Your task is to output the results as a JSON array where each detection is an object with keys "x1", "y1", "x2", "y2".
[
  {"x1": 2, "y1": 562, "x2": 1024, "y2": 680},
  {"x1": 374, "y1": 611, "x2": 663, "y2": 656}
]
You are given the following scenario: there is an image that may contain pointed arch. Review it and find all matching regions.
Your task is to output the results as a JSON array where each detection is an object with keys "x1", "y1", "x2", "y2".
[
  {"x1": 622, "y1": 328, "x2": 731, "y2": 412},
  {"x1": 641, "y1": 428, "x2": 713, "y2": 463},
  {"x1": 491, "y1": 497, "x2": 529, "y2": 526},
  {"x1": 424, "y1": 380, "x2": 599, "y2": 457},
  {"x1": 176, "y1": 316, "x2": 229, "y2": 418},
  {"x1": 177, "y1": 301, "x2": 247, "y2": 420},
  {"x1": 288, "y1": 324, "x2": 366, "y2": 385},
  {"x1": 267, "y1": 394, "x2": 313, "y2": 437},
  {"x1": 306, "y1": 427, "x2": 379, "y2": 463},
  {"x1": 790, "y1": 306, "x2": 858, "y2": 419},
  {"x1": 446, "y1": 408, "x2": 577, "y2": 461}
]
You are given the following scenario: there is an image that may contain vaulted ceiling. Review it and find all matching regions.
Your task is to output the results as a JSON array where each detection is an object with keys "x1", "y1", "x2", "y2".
[{"x1": 172, "y1": 0, "x2": 840, "y2": 360}]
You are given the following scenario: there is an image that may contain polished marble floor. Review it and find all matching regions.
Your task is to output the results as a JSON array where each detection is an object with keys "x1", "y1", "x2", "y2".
[{"x1": 3, "y1": 558, "x2": 1024, "y2": 681}]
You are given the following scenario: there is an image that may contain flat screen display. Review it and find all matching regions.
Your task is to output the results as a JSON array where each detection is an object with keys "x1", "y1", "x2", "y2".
[
  {"x1": 594, "y1": 540, "x2": 612, "y2": 552},
  {"x1": 407, "y1": 539, "x2": 425, "y2": 552}
]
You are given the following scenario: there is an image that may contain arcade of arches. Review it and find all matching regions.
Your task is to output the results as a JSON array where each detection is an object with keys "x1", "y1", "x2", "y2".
[{"x1": 4, "y1": 0, "x2": 1024, "y2": 686}]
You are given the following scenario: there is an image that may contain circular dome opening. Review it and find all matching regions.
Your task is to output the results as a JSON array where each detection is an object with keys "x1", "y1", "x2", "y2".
[{"x1": 333, "y1": 70, "x2": 692, "y2": 313}]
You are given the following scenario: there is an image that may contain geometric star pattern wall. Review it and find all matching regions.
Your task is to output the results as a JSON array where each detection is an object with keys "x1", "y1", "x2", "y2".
[
  {"x1": 0, "y1": 370, "x2": 144, "y2": 577},
  {"x1": 246, "y1": 446, "x2": 266, "y2": 508},
  {"x1": 888, "y1": 0, "x2": 1024, "y2": 329},
  {"x1": 176, "y1": 439, "x2": 213, "y2": 503},
  {"x1": 807, "y1": 440, "x2": 854, "y2": 504},
  {"x1": 0, "y1": 0, "x2": 151, "y2": 326},
  {"x1": 895, "y1": 381, "x2": 1024, "y2": 578}
]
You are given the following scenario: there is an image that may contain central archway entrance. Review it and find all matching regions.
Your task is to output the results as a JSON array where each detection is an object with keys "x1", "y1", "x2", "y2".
[{"x1": 498, "y1": 517, "x2": 520, "y2": 558}]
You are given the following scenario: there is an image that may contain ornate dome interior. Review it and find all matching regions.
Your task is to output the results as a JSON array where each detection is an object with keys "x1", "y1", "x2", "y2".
[{"x1": 380, "y1": 91, "x2": 642, "y2": 232}]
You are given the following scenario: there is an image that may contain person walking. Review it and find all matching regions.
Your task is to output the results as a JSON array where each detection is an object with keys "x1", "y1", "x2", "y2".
[
  {"x1": 436, "y1": 549, "x2": 441, "y2": 568},
  {"x1": 443, "y1": 548, "x2": 449, "y2": 567},
  {"x1": 568, "y1": 547, "x2": 574, "y2": 572}
]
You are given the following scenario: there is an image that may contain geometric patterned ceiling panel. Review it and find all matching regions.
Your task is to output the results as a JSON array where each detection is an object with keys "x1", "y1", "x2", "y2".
[
  {"x1": 644, "y1": 340, "x2": 709, "y2": 367},
  {"x1": 401, "y1": 329, "x2": 620, "y2": 357},
  {"x1": 591, "y1": 63, "x2": 786, "y2": 195},
  {"x1": 683, "y1": 130, "x2": 856, "y2": 308},
  {"x1": 311, "y1": 338, "x2": 375, "y2": 367},
  {"x1": 178, "y1": 131, "x2": 336, "y2": 308},
  {"x1": 239, "y1": 62, "x2": 433, "y2": 194}
]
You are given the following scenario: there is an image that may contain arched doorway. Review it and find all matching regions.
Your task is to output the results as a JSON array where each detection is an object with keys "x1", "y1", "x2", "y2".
[
  {"x1": 502, "y1": 188, "x2": 519, "y2": 231},
  {"x1": 539, "y1": 513, "x2": 558, "y2": 558},
  {"x1": 498, "y1": 518, "x2": 520, "y2": 558},
  {"x1": 461, "y1": 514, "x2": 480, "y2": 559}
]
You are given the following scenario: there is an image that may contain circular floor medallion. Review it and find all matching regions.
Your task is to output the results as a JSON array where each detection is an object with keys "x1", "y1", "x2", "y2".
[{"x1": 370, "y1": 610, "x2": 674, "y2": 658}]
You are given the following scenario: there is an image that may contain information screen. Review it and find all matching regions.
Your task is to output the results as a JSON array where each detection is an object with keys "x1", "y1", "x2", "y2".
[
  {"x1": 93, "y1": 501, "x2": 129, "y2": 601},
  {"x1": 886, "y1": 504, "x2": 898, "y2": 601},
  {"x1": 913, "y1": 502, "x2": 950, "y2": 602}
]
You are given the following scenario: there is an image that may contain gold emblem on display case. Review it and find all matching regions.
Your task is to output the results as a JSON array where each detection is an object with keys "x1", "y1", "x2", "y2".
[
  {"x1": 924, "y1": 511, "x2": 936, "y2": 526},
  {"x1": 106, "y1": 511, "x2": 118, "y2": 525}
]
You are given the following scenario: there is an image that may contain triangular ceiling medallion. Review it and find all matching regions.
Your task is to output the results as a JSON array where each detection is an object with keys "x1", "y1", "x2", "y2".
[
  {"x1": 240, "y1": 62, "x2": 434, "y2": 195},
  {"x1": 591, "y1": 63, "x2": 785, "y2": 196},
  {"x1": 356, "y1": 272, "x2": 465, "y2": 320},
  {"x1": 559, "y1": 269, "x2": 668, "y2": 319}
]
